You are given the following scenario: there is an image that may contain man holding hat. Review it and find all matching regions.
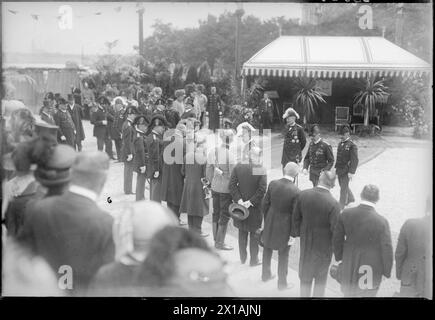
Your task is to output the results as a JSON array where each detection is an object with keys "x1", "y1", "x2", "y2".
[
  {"x1": 281, "y1": 107, "x2": 306, "y2": 169},
  {"x1": 206, "y1": 128, "x2": 237, "y2": 250},
  {"x1": 133, "y1": 115, "x2": 151, "y2": 201},
  {"x1": 90, "y1": 97, "x2": 113, "y2": 158},
  {"x1": 261, "y1": 162, "x2": 300, "y2": 290},
  {"x1": 229, "y1": 146, "x2": 267, "y2": 266},
  {"x1": 303, "y1": 124, "x2": 334, "y2": 187},
  {"x1": 335, "y1": 125, "x2": 359, "y2": 209},
  {"x1": 54, "y1": 97, "x2": 76, "y2": 147},
  {"x1": 292, "y1": 170, "x2": 340, "y2": 297},
  {"x1": 67, "y1": 94, "x2": 85, "y2": 152},
  {"x1": 121, "y1": 106, "x2": 139, "y2": 195},
  {"x1": 19, "y1": 151, "x2": 114, "y2": 295}
]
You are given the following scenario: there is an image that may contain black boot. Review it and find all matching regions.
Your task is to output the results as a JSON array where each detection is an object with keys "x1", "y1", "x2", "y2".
[{"x1": 215, "y1": 224, "x2": 233, "y2": 251}]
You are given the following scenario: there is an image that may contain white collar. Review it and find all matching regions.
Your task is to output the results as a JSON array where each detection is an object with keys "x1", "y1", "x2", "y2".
[
  {"x1": 360, "y1": 200, "x2": 376, "y2": 209},
  {"x1": 341, "y1": 137, "x2": 350, "y2": 143},
  {"x1": 317, "y1": 185, "x2": 330, "y2": 192},
  {"x1": 283, "y1": 176, "x2": 295, "y2": 182},
  {"x1": 42, "y1": 111, "x2": 52, "y2": 118},
  {"x1": 313, "y1": 138, "x2": 322, "y2": 144},
  {"x1": 69, "y1": 185, "x2": 98, "y2": 202}
]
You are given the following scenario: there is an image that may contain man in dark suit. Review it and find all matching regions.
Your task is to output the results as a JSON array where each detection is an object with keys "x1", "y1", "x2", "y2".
[
  {"x1": 229, "y1": 147, "x2": 267, "y2": 266},
  {"x1": 292, "y1": 170, "x2": 340, "y2": 297},
  {"x1": 133, "y1": 115, "x2": 150, "y2": 201},
  {"x1": 303, "y1": 124, "x2": 334, "y2": 187},
  {"x1": 333, "y1": 185, "x2": 393, "y2": 297},
  {"x1": 18, "y1": 151, "x2": 115, "y2": 295},
  {"x1": 54, "y1": 98, "x2": 76, "y2": 147},
  {"x1": 394, "y1": 197, "x2": 432, "y2": 298},
  {"x1": 121, "y1": 106, "x2": 139, "y2": 195},
  {"x1": 335, "y1": 125, "x2": 358, "y2": 209},
  {"x1": 90, "y1": 97, "x2": 113, "y2": 158},
  {"x1": 207, "y1": 87, "x2": 222, "y2": 132},
  {"x1": 261, "y1": 162, "x2": 300, "y2": 290},
  {"x1": 109, "y1": 98, "x2": 127, "y2": 161},
  {"x1": 67, "y1": 94, "x2": 85, "y2": 151},
  {"x1": 258, "y1": 93, "x2": 274, "y2": 135}
]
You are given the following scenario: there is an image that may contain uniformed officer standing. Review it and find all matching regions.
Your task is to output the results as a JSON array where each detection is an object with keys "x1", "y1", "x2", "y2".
[
  {"x1": 281, "y1": 108, "x2": 306, "y2": 170},
  {"x1": 258, "y1": 93, "x2": 274, "y2": 135},
  {"x1": 335, "y1": 125, "x2": 358, "y2": 209},
  {"x1": 54, "y1": 98, "x2": 76, "y2": 147},
  {"x1": 302, "y1": 124, "x2": 334, "y2": 187},
  {"x1": 133, "y1": 115, "x2": 151, "y2": 201}
]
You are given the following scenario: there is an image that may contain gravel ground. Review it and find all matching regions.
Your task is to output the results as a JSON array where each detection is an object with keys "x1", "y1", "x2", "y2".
[{"x1": 80, "y1": 120, "x2": 431, "y2": 297}]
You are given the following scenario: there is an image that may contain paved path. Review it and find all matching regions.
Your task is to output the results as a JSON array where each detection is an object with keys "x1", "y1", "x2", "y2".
[{"x1": 79, "y1": 121, "x2": 431, "y2": 297}]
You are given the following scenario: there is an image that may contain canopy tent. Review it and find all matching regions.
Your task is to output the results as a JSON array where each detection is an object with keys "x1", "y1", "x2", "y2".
[{"x1": 242, "y1": 36, "x2": 431, "y2": 79}]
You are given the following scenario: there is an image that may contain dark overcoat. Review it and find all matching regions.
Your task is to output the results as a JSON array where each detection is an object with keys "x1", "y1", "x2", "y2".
[
  {"x1": 18, "y1": 191, "x2": 115, "y2": 293},
  {"x1": 229, "y1": 163, "x2": 267, "y2": 232},
  {"x1": 333, "y1": 204, "x2": 393, "y2": 296},
  {"x1": 335, "y1": 139, "x2": 359, "y2": 176},
  {"x1": 110, "y1": 107, "x2": 126, "y2": 140},
  {"x1": 54, "y1": 109, "x2": 76, "y2": 145},
  {"x1": 180, "y1": 151, "x2": 208, "y2": 217},
  {"x1": 281, "y1": 123, "x2": 306, "y2": 165},
  {"x1": 40, "y1": 111, "x2": 56, "y2": 125},
  {"x1": 292, "y1": 187, "x2": 340, "y2": 281},
  {"x1": 395, "y1": 215, "x2": 430, "y2": 297},
  {"x1": 207, "y1": 94, "x2": 222, "y2": 130},
  {"x1": 68, "y1": 103, "x2": 85, "y2": 141},
  {"x1": 160, "y1": 133, "x2": 184, "y2": 206},
  {"x1": 133, "y1": 131, "x2": 149, "y2": 173},
  {"x1": 90, "y1": 106, "x2": 109, "y2": 140},
  {"x1": 261, "y1": 178, "x2": 300, "y2": 250},
  {"x1": 145, "y1": 131, "x2": 164, "y2": 202},
  {"x1": 120, "y1": 120, "x2": 136, "y2": 162}
]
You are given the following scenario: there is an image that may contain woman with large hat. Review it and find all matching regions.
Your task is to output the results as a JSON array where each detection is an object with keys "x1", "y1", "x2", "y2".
[
  {"x1": 133, "y1": 115, "x2": 151, "y2": 201},
  {"x1": 121, "y1": 106, "x2": 139, "y2": 195}
]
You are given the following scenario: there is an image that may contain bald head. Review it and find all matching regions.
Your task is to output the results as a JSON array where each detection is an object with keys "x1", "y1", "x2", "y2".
[
  {"x1": 71, "y1": 151, "x2": 110, "y2": 193},
  {"x1": 283, "y1": 162, "x2": 299, "y2": 178},
  {"x1": 361, "y1": 184, "x2": 380, "y2": 203},
  {"x1": 318, "y1": 170, "x2": 336, "y2": 189}
]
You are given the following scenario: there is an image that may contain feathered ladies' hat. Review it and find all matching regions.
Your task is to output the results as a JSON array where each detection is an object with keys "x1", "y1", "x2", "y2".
[
  {"x1": 282, "y1": 107, "x2": 300, "y2": 120},
  {"x1": 236, "y1": 121, "x2": 256, "y2": 137}
]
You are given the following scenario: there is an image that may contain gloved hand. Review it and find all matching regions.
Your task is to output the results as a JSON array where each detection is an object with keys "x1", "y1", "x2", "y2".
[
  {"x1": 127, "y1": 154, "x2": 133, "y2": 162},
  {"x1": 140, "y1": 166, "x2": 146, "y2": 173},
  {"x1": 60, "y1": 136, "x2": 66, "y2": 141},
  {"x1": 154, "y1": 171, "x2": 160, "y2": 178}
]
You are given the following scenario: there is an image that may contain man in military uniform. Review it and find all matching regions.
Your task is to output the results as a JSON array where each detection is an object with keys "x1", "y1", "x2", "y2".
[
  {"x1": 54, "y1": 98, "x2": 76, "y2": 147},
  {"x1": 281, "y1": 107, "x2": 306, "y2": 170},
  {"x1": 207, "y1": 87, "x2": 222, "y2": 132},
  {"x1": 258, "y1": 93, "x2": 274, "y2": 135},
  {"x1": 109, "y1": 97, "x2": 127, "y2": 161},
  {"x1": 335, "y1": 125, "x2": 358, "y2": 209},
  {"x1": 90, "y1": 97, "x2": 113, "y2": 158},
  {"x1": 303, "y1": 124, "x2": 334, "y2": 187},
  {"x1": 133, "y1": 115, "x2": 150, "y2": 201}
]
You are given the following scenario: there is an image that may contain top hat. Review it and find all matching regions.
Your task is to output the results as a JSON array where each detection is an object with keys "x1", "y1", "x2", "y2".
[{"x1": 228, "y1": 203, "x2": 250, "y2": 221}]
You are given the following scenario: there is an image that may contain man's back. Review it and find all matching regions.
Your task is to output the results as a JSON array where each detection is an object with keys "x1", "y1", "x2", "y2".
[{"x1": 19, "y1": 191, "x2": 114, "y2": 292}]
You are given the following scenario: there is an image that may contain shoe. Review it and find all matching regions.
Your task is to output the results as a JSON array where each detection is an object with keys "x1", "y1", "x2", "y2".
[
  {"x1": 240, "y1": 257, "x2": 247, "y2": 264},
  {"x1": 199, "y1": 231, "x2": 209, "y2": 237},
  {"x1": 215, "y1": 224, "x2": 233, "y2": 251},
  {"x1": 250, "y1": 260, "x2": 262, "y2": 267},
  {"x1": 262, "y1": 274, "x2": 276, "y2": 282},
  {"x1": 278, "y1": 283, "x2": 293, "y2": 291},
  {"x1": 215, "y1": 242, "x2": 234, "y2": 251}
]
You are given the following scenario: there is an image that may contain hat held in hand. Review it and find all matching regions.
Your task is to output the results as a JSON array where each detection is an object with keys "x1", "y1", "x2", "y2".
[{"x1": 228, "y1": 203, "x2": 249, "y2": 221}]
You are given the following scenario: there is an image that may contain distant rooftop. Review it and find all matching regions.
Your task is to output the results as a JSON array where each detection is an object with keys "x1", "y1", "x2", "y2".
[{"x1": 3, "y1": 62, "x2": 88, "y2": 71}]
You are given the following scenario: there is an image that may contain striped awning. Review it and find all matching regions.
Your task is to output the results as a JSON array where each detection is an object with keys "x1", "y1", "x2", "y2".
[{"x1": 242, "y1": 36, "x2": 431, "y2": 78}]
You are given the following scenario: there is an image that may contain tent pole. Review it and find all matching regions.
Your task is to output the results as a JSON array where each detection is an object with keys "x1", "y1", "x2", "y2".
[{"x1": 241, "y1": 76, "x2": 245, "y2": 100}]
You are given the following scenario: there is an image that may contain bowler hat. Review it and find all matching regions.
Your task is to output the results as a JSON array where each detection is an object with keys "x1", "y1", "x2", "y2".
[
  {"x1": 228, "y1": 203, "x2": 249, "y2": 221},
  {"x1": 34, "y1": 144, "x2": 76, "y2": 187}
]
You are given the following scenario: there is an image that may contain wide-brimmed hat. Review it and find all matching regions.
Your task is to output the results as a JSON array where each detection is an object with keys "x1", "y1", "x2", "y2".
[
  {"x1": 150, "y1": 114, "x2": 168, "y2": 128},
  {"x1": 228, "y1": 203, "x2": 249, "y2": 221},
  {"x1": 236, "y1": 121, "x2": 256, "y2": 137},
  {"x1": 175, "y1": 89, "x2": 186, "y2": 98},
  {"x1": 133, "y1": 115, "x2": 150, "y2": 126}
]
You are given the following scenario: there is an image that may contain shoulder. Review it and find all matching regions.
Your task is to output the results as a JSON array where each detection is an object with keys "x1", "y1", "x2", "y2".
[{"x1": 321, "y1": 140, "x2": 332, "y2": 147}]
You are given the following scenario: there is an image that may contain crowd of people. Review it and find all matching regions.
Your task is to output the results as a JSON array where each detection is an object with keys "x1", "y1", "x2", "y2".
[{"x1": 0, "y1": 82, "x2": 431, "y2": 298}]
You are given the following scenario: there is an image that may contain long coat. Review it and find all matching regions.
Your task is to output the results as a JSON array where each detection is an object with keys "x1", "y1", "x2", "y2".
[
  {"x1": 333, "y1": 204, "x2": 393, "y2": 296},
  {"x1": 40, "y1": 111, "x2": 56, "y2": 125},
  {"x1": 160, "y1": 133, "x2": 184, "y2": 206},
  {"x1": 18, "y1": 191, "x2": 115, "y2": 293},
  {"x1": 120, "y1": 120, "x2": 136, "y2": 162},
  {"x1": 68, "y1": 103, "x2": 85, "y2": 141},
  {"x1": 281, "y1": 123, "x2": 306, "y2": 165},
  {"x1": 261, "y1": 178, "x2": 300, "y2": 250},
  {"x1": 54, "y1": 109, "x2": 76, "y2": 146},
  {"x1": 395, "y1": 215, "x2": 431, "y2": 297},
  {"x1": 133, "y1": 131, "x2": 149, "y2": 173},
  {"x1": 229, "y1": 163, "x2": 267, "y2": 232},
  {"x1": 90, "y1": 106, "x2": 109, "y2": 140},
  {"x1": 110, "y1": 107, "x2": 126, "y2": 140},
  {"x1": 207, "y1": 94, "x2": 222, "y2": 130},
  {"x1": 180, "y1": 151, "x2": 208, "y2": 217},
  {"x1": 292, "y1": 187, "x2": 340, "y2": 281}
]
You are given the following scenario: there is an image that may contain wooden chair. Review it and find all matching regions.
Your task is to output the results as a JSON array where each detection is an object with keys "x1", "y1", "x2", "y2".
[{"x1": 335, "y1": 106, "x2": 350, "y2": 131}]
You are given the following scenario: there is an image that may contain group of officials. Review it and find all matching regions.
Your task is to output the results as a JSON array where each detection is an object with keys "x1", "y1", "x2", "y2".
[{"x1": 2, "y1": 84, "x2": 430, "y2": 298}]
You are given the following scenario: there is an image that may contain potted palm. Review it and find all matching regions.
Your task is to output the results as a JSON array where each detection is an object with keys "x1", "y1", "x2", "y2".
[
  {"x1": 353, "y1": 76, "x2": 389, "y2": 127},
  {"x1": 293, "y1": 77, "x2": 326, "y2": 127}
]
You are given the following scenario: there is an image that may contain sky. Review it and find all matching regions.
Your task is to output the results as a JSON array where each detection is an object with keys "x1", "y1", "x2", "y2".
[{"x1": 2, "y1": 2, "x2": 302, "y2": 55}]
